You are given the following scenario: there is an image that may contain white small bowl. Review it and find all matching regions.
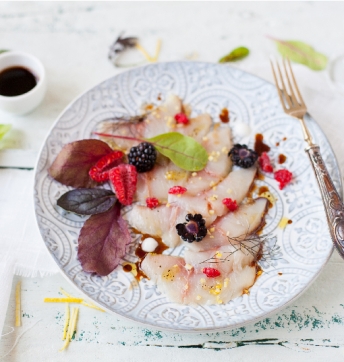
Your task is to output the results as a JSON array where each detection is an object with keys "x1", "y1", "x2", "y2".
[{"x1": 0, "y1": 51, "x2": 47, "y2": 115}]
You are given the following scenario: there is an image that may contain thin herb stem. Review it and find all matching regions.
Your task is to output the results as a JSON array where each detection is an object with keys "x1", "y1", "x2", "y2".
[
  {"x1": 135, "y1": 42, "x2": 154, "y2": 62},
  {"x1": 94, "y1": 131, "x2": 203, "y2": 163},
  {"x1": 200, "y1": 232, "x2": 279, "y2": 270},
  {"x1": 153, "y1": 39, "x2": 162, "y2": 62},
  {"x1": 94, "y1": 132, "x2": 142, "y2": 143}
]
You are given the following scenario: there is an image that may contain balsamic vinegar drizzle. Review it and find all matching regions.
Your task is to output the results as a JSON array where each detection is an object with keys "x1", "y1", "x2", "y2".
[{"x1": 0, "y1": 66, "x2": 37, "y2": 96}]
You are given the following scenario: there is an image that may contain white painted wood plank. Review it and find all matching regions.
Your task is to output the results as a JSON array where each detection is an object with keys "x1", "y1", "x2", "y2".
[
  {"x1": 1, "y1": 1, "x2": 344, "y2": 360},
  {"x1": 1, "y1": 252, "x2": 344, "y2": 360},
  {"x1": 0, "y1": 150, "x2": 37, "y2": 169}
]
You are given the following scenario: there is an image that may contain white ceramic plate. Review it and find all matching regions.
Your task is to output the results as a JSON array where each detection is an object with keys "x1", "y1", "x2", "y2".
[{"x1": 34, "y1": 61, "x2": 341, "y2": 332}]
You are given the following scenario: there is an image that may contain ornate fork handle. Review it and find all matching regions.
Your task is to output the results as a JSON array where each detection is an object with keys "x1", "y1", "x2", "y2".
[{"x1": 306, "y1": 145, "x2": 344, "y2": 258}]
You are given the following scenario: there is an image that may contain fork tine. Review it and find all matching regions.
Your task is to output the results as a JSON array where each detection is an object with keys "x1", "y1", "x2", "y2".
[
  {"x1": 286, "y1": 58, "x2": 305, "y2": 106},
  {"x1": 282, "y1": 58, "x2": 300, "y2": 107},
  {"x1": 275, "y1": 61, "x2": 293, "y2": 109},
  {"x1": 270, "y1": 59, "x2": 287, "y2": 111}
]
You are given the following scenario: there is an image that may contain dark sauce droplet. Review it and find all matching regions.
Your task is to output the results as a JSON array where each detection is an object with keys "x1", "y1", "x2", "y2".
[
  {"x1": 254, "y1": 134, "x2": 270, "y2": 156},
  {"x1": 288, "y1": 219, "x2": 293, "y2": 224},
  {"x1": 123, "y1": 264, "x2": 133, "y2": 272},
  {"x1": 0, "y1": 66, "x2": 37, "y2": 96},
  {"x1": 219, "y1": 108, "x2": 230, "y2": 123},
  {"x1": 278, "y1": 154, "x2": 287, "y2": 164}
]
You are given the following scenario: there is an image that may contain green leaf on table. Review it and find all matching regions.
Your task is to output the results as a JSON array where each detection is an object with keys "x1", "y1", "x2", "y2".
[
  {"x1": 271, "y1": 38, "x2": 327, "y2": 71},
  {"x1": 219, "y1": 47, "x2": 249, "y2": 63},
  {"x1": 0, "y1": 124, "x2": 11, "y2": 140},
  {"x1": 146, "y1": 132, "x2": 208, "y2": 171},
  {"x1": 0, "y1": 50, "x2": 9, "y2": 54}
]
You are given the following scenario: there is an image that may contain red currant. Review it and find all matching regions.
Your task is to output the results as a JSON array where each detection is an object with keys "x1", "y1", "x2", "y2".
[{"x1": 202, "y1": 267, "x2": 221, "y2": 278}]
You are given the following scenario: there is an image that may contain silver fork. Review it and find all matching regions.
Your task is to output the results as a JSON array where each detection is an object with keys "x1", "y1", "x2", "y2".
[{"x1": 271, "y1": 58, "x2": 344, "y2": 259}]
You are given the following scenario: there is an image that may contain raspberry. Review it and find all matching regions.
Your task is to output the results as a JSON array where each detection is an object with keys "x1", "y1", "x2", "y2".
[
  {"x1": 109, "y1": 164, "x2": 137, "y2": 205},
  {"x1": 274, "y1": 169, "x2": 292, "y2": 190},
  {"x1": 128, "y1": 142, "x2": 157, "y2": 173},
  {"x1": 89, "y1": 167, "x2": 107, "y2": 183},
  {"x1": 89, "y1": 150, "x2": 124, "y2": 182},
  {"x1": 229, "y1": 144, "x2": 258, "y2": 169},
  {"x1": 259, "y1": 152, "x2": 273, "y2": 173},
  {"x1": 146, "y1": 197, "x2": 159, "y2": 209},
  {"x1": 174, "y1": 113, "x2": 189, "y2": 124},
  {"x1": 222, "y1": 198, "x2": 238, "y2": 211},
  {"x1": 176, "y1": 213, "x2": 207, "y2": 243},
  {"x1": 202, "y1": 267, "x2": 221, "y2": 278},
  {"x1": 168, "y1": 186, "x2": 187, "y2": 195}
]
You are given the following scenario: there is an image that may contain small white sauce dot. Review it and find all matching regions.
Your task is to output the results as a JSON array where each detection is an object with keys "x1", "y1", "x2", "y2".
[
  {"x1": 141, "y1": 237, "x2": 159, "y2": 252},
  {"x1": 235, "y1": 122, "x2": 251, "y2": 138}
]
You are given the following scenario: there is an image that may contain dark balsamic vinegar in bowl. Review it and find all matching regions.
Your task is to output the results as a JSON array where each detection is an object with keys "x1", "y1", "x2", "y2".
[
  {"x1": 0, "y1": 51, "x2": 46, "y2": 114},
  {"x1": 0, "y1": 66, "x2": 37, "y2": 97}
]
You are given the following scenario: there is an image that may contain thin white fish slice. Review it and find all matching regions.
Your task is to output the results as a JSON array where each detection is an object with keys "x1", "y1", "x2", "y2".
[
  {"x1": 185, "y1": 127, "x2": 233, "y2": 196},
  {"x1": 141, "y1": 254, "x2": 188, "y2": 304},
  {"x1": 142, "y1": 250, "x2": 257, "y2": 305},
  {"x1": 184, "y1": 265, "x2": 256, "y2": 305},
  {"x1": 206, "y1": 166, "x2": 257, "y2": 216},
  {"x1": 168, "y1": 167, "x2": 257, "y2": 221},
  {"x1": 186, "y1": 198, "x2": 268, "y2": 252},
  {"x1": 124, "y1": 204, "x2": 185, "y2": 247}
]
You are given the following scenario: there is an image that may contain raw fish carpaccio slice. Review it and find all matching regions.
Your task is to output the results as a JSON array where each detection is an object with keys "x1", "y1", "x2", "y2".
[
  {"x1": 140, "y1": 198, "x2": 268, "y2": 305},
  {"x1": 126, "y1": 169, "x2": 260, "y2": 248},
  {"x1": 101, "y1": 95, "x2": 269, "y2": 305},
  {"x1": 142, "y1": 238, "x2": 259, "y2": 305}
]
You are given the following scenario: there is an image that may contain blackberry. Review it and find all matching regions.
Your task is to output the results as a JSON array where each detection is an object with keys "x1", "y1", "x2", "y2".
[
  {"x1": 128, "y1": 142, "x2": 157, "y2": 173},
  {"x1": 176, "y1": 214, "x2": 207, "y2": 243},
  {"x1": 228, "y1": 144, "x2": 258, "y2": 169}
]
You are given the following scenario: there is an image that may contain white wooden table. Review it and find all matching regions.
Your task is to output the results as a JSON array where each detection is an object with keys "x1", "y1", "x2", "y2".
[{"x1": 2, "y1": 2, "x2": 344, "y2": 361}]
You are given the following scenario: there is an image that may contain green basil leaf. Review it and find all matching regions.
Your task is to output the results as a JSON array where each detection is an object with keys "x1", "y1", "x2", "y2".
[
  {"x1": 219, "y1": 47, "x2": 249, "y2": 63},
  {"x1": 273, "y1": 38, "x2": 327, "y2": 71},
  {"x1": 57, "y1": 188, "x2": 117, "y2": 215},
  {"x1": 0, "y1": 124, "x2": 11, "y2": 140},
  {"x1": 146, "y1": 132, "x2": 208, "y2": 171}
]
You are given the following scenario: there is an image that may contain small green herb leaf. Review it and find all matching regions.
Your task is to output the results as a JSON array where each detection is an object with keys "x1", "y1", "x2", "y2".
[
  {"x1": 146, "y1": 132, "x2": 208, "y2": 171},
  {"x1": 219, "y1": 47, "x2": 249, "y2": 63},
  {"x1": 271, "y1": 38, "x2": 327, "y2": 71},
  {"x1": 57, "y1": 188, "x2": 117, "y2": 215},
  {"x1": 0, "y1": 124, "x2": 11, "y2": 140},
  {"x1": 0, "y1": 50, "x2": 9, "y2": 54}
]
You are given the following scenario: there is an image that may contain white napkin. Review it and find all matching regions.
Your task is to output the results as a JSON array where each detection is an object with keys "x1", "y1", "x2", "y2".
[{"x1": 0, "y1": 169, "x2": 58, "y2": 337}]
